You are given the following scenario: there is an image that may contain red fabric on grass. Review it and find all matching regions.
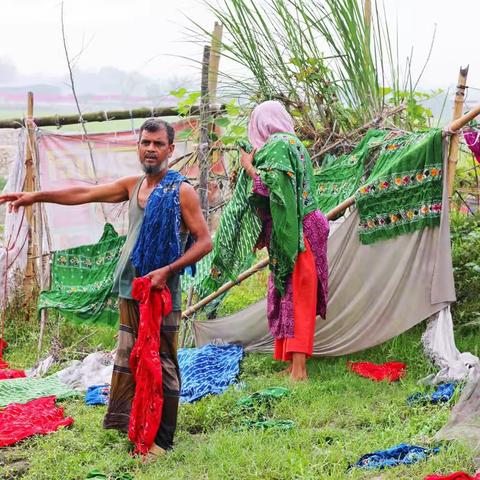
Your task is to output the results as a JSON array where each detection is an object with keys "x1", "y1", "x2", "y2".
[
  {"x1": 0, "y1": 338, "x2": 9, "y2": 369},
  {"x1": 0, "y1": 369, "x2": 26, "y2": 380},
  {"x1": 347, "y1": 361, "x2": 406, "y2": 382},
  {"x1": 129, "y1": 277, "x2": 172, "y2": 456},
  {"x1": 425, "y1": 473, "x2": 480, "y2": 480},
  {"x1": 0, "y1": 396, "x2": 73, "y2": 447}
]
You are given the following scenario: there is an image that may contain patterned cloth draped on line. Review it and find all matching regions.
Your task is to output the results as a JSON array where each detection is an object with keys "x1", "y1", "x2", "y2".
[{"x1": 38, "y1": 223, "x2": 125, "y2": 326}]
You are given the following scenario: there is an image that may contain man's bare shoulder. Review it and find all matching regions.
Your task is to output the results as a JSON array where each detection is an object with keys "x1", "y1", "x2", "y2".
[
  {"x1": 116, "y1": 175, "x2": 143, "y2": 198},
  {"x1": 179, "y1": 182, "x2": 199, "y2": 204}
]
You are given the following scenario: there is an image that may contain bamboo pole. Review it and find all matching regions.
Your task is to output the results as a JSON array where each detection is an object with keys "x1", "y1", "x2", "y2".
[
  {"x1": 182, "y1": 196, "x2": 356, "y2": 318},
  {"x1": 448, "y1": 102, "x2": 480, "y2": 133},
  {"x1": 208, "y1": 22, "x2": 223, "y2": 108},
  {"x1": 447, "y1": 66, "x2": 469, "y2": 200},
  {"x1": 198, "y1": 45, "x2": 211, "y2": 220},
  {"x1": 23, "y1": 92, "x2": 38, "y2": 299},
  {"x1": 364, "y1": 0, "x2": 372, "y2": 48},
  {"x1": 0, "y1": 105, "x2": 224, "y2": 130}
]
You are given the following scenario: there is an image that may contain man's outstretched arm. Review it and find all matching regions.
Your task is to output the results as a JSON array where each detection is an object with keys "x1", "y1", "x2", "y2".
[
  {"x1": 0, "y1": 177, "x2": 136, "y2": 213},
  {"x1": 146, "y1": 183, "x2": 213, "y2": 288}
]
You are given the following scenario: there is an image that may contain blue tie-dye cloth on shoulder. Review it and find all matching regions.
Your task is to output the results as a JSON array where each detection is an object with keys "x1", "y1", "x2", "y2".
[{"x1": 179, "y1": 344, "x2": 244, "y2": 403}]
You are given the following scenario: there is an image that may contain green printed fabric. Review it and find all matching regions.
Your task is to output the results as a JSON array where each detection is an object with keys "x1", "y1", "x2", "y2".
[
  {"x1": 38, "y1": 223, "x2": 125, "y2": 326},
  {"x1": 314, "y1": 130, "x2": 389, "y2": 213},
  {"x1": 0, "y1": 374, "x2": 80, "y2": 407},
  {"x1": 355, "y1": 129, "x2": 443, "y2": 244},
  {"x1": 186, "y1": 167, "x2": 262, "y2": 299},
  {"x1": 250, "y1": 133, "x2": 318, "y2": 295}
]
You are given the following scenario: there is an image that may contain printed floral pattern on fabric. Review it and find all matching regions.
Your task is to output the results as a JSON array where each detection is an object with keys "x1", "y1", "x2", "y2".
[
  {"x1": 38, "y1": 223, "x2": 125, "y2": 326},
  {"x1": 355, "y1": 129, "x2": 444, "y2": 244}
]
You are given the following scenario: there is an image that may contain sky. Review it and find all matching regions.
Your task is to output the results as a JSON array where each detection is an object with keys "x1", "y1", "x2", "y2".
[{"x1": 0, "y1": 0, "x2": 479, "y2": 95}]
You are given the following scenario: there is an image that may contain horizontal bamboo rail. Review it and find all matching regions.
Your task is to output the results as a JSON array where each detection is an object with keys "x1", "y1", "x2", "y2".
[{"x1": 0, "y1": 105, "x2": 225, "y2": 129}]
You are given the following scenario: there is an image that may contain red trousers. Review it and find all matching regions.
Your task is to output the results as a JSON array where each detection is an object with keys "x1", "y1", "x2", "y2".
[{"x1": 274, "y1": 239, "x2": 318, "y2": 362}]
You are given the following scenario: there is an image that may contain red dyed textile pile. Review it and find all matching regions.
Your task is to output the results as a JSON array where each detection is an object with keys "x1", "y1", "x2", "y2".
[
  {"x1": 0, "y1": 369, "x2": 26, "y2": 380},
  {"x1": 347, "y1": 361, "x2": 406, "y2": 382},
  {"x1": 0, "y1": 396, "x2": 73, "y2": 447},
  {"x1": 129, "y1": 277, "x2": 171, "y2": 456},
  {"x1": 0, "y1": 338, "x2": 10, "y2": 369},
  {"x1": 0, "y1": 338, "x2": 25, "y2": 379},
  {"x1": 425, "y1": 473, "x2": 480, "y2": 480}
]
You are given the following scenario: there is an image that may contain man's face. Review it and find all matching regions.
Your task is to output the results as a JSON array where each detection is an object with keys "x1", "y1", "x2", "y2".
[{"x1": 138, "y1": 128, "x2": 175, "y2": 175}]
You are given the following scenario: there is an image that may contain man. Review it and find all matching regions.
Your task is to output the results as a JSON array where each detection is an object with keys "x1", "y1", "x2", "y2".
[{"x1": 0, "y1": 118, "x2": 212, "y2": 458}]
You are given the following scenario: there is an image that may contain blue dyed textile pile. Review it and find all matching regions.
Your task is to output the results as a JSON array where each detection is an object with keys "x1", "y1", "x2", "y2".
[
  {"x1": 407, "y1": 383, "x2": 456, "y2": 406},
  {"x1": 85, "y1": 384, "x2": 110, "y2": 406},
  {"x1": 352, "y1": 443, "x2": 440, "y2": 470},
  {"x1": 179, "y1": 344, "x2": 244, "y2": 403}
]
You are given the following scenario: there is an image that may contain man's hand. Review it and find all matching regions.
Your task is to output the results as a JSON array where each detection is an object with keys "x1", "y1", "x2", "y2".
[
  {"x1": 146, "y1": 266, "x2": 171, "y2": 289},
  {"x1": 0, "y1": 192, "x2": 36, "y2": 213}
]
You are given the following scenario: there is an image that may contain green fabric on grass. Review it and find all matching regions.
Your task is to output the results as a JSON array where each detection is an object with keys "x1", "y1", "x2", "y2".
[
  {"x1": 38, "y1": 223, "x2": 125, "y2": 326},
  {"x1": 0, "y1": 374, "x2": 80, "y2": 407}
]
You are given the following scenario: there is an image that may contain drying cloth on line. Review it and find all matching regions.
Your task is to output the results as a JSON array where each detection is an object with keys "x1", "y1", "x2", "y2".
[
  {"x1": 422, "y1": 307, "x2": 479, "y2": 385},
  {"x1": 194, "y1": 148, "x2": 455, "y2": 356},
  {"x1": 351, "y1": 443, "x2": 440, "y2": 470},
  {"x1": 407, "y1": 383, "x2": 456, "y2": 406},
  {"x1": 315, "y1": 130, "x2": 389, "y2": 212},
  {"x1": 464, "y1": 130, "x2": 480, "y2": 164},
  {"x1": 347, "y1": 361, "x2": 406, "y2": 382},
  {"x1": 0, "y1": 374, "x2": 80, "y2": 407},
  {"x1": 38, "y1": 223, "x2": 125, "y2": 326},
  {"x1": 178, "y1": 343, "x2": 243, "y2": 403},
  {"x1": 85, "y1": 384, "x2": 110, "y2": 406},
  {"x1": 128, "y1": 277, "x2": 171, "y2": 456},
  {"x1": 0, "y1": 396, "x2": 73, "y2": 447},
  {"x1": 0, "y1": 369, "x2": 26, "y2": 380},
  {"x1": 355, "y1": 129, "x2": 443, "y2": 244},
  {"x1": 425, "y1": 473, "x2": 480, "y2": 480}
]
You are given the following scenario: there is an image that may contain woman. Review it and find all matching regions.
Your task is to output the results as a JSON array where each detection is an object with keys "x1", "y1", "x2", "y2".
[{"x1": 240, "y1": 100, "x2": 329, "y2": 381}]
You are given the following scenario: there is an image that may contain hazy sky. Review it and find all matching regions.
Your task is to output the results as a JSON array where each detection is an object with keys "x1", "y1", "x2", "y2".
[{"x1": 1, "y1": 0, "x2": 478, "y2": 93}]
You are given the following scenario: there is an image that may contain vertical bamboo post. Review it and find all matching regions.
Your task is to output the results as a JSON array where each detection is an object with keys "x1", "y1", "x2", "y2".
[
  {"x1": 198, "y1": 45, "x2": 211, "y2": 220},
  {"x1": 208, "y1": 22, "x2": 223, "y2": 108},
  {"x1": 23, "y1": 92, "x2": 38, "y2": 299},
  {"x1": 447, "y1": 66, "x2": 469, "y2": 203}
]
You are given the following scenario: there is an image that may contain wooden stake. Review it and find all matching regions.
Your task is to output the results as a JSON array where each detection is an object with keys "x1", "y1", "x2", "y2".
[
  {"x1": 182, "y1": 196, "x2": 356, "y2": 318},
  {"x1": 447, "y1": 66, "x2": 469, "y2": 200},
  {"x1": 23, "y1": 92, "x2": 38, "y2": 299},
  {"x1": 199, "y1": 45, "x2": 211, "y2": 220},
  {"x1": 208, "y1": 22, "x2": 223, "y2": 108}
]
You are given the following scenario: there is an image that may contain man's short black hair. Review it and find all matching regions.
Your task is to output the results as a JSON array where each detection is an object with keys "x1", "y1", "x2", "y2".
[{"x1": 139, "y1": 118, "x2": 175, "y2": 145}]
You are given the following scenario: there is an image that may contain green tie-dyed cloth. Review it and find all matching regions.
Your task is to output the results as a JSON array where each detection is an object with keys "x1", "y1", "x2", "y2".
[
  {"x1": 355, "y1": 129, "x2": 443, "y2": 244},
  {"x1": 38, "y1": 223, "x2": 125, "y2": 326}
]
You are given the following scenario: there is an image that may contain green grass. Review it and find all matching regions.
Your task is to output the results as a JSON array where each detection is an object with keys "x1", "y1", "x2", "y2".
[{"x1": 1, "y1": 217, "x2": 480, "y2": 479}]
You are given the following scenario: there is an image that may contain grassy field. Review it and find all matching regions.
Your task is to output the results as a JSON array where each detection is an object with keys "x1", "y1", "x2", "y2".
[{"x1": 0, "y1": 218, "x2": 479, "y2": 479}]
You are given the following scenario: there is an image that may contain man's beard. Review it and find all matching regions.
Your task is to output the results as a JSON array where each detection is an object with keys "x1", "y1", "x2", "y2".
[{"x1": 142, "y1": 159, "x2": 168, "y2": 175}]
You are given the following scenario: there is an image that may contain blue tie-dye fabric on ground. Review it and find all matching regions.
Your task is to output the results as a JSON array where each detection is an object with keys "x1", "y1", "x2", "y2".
[
  {"x1": 351, "y1": 443, "x2": 440, "y2": 470},
  {"x1": 179, "y1": 344, "x2": 244, "y2": 403},
  {"x1": 85, "y1": 384, "x2": 110, "y2": 405},
  {"x1": 407, "y1": 383, "x2": 456, "y2": 406}
]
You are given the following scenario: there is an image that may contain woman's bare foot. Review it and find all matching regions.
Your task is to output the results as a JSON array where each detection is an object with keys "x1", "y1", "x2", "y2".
[{"x1": 290, "y1": 353, "x2": 308, "y2": 381}]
